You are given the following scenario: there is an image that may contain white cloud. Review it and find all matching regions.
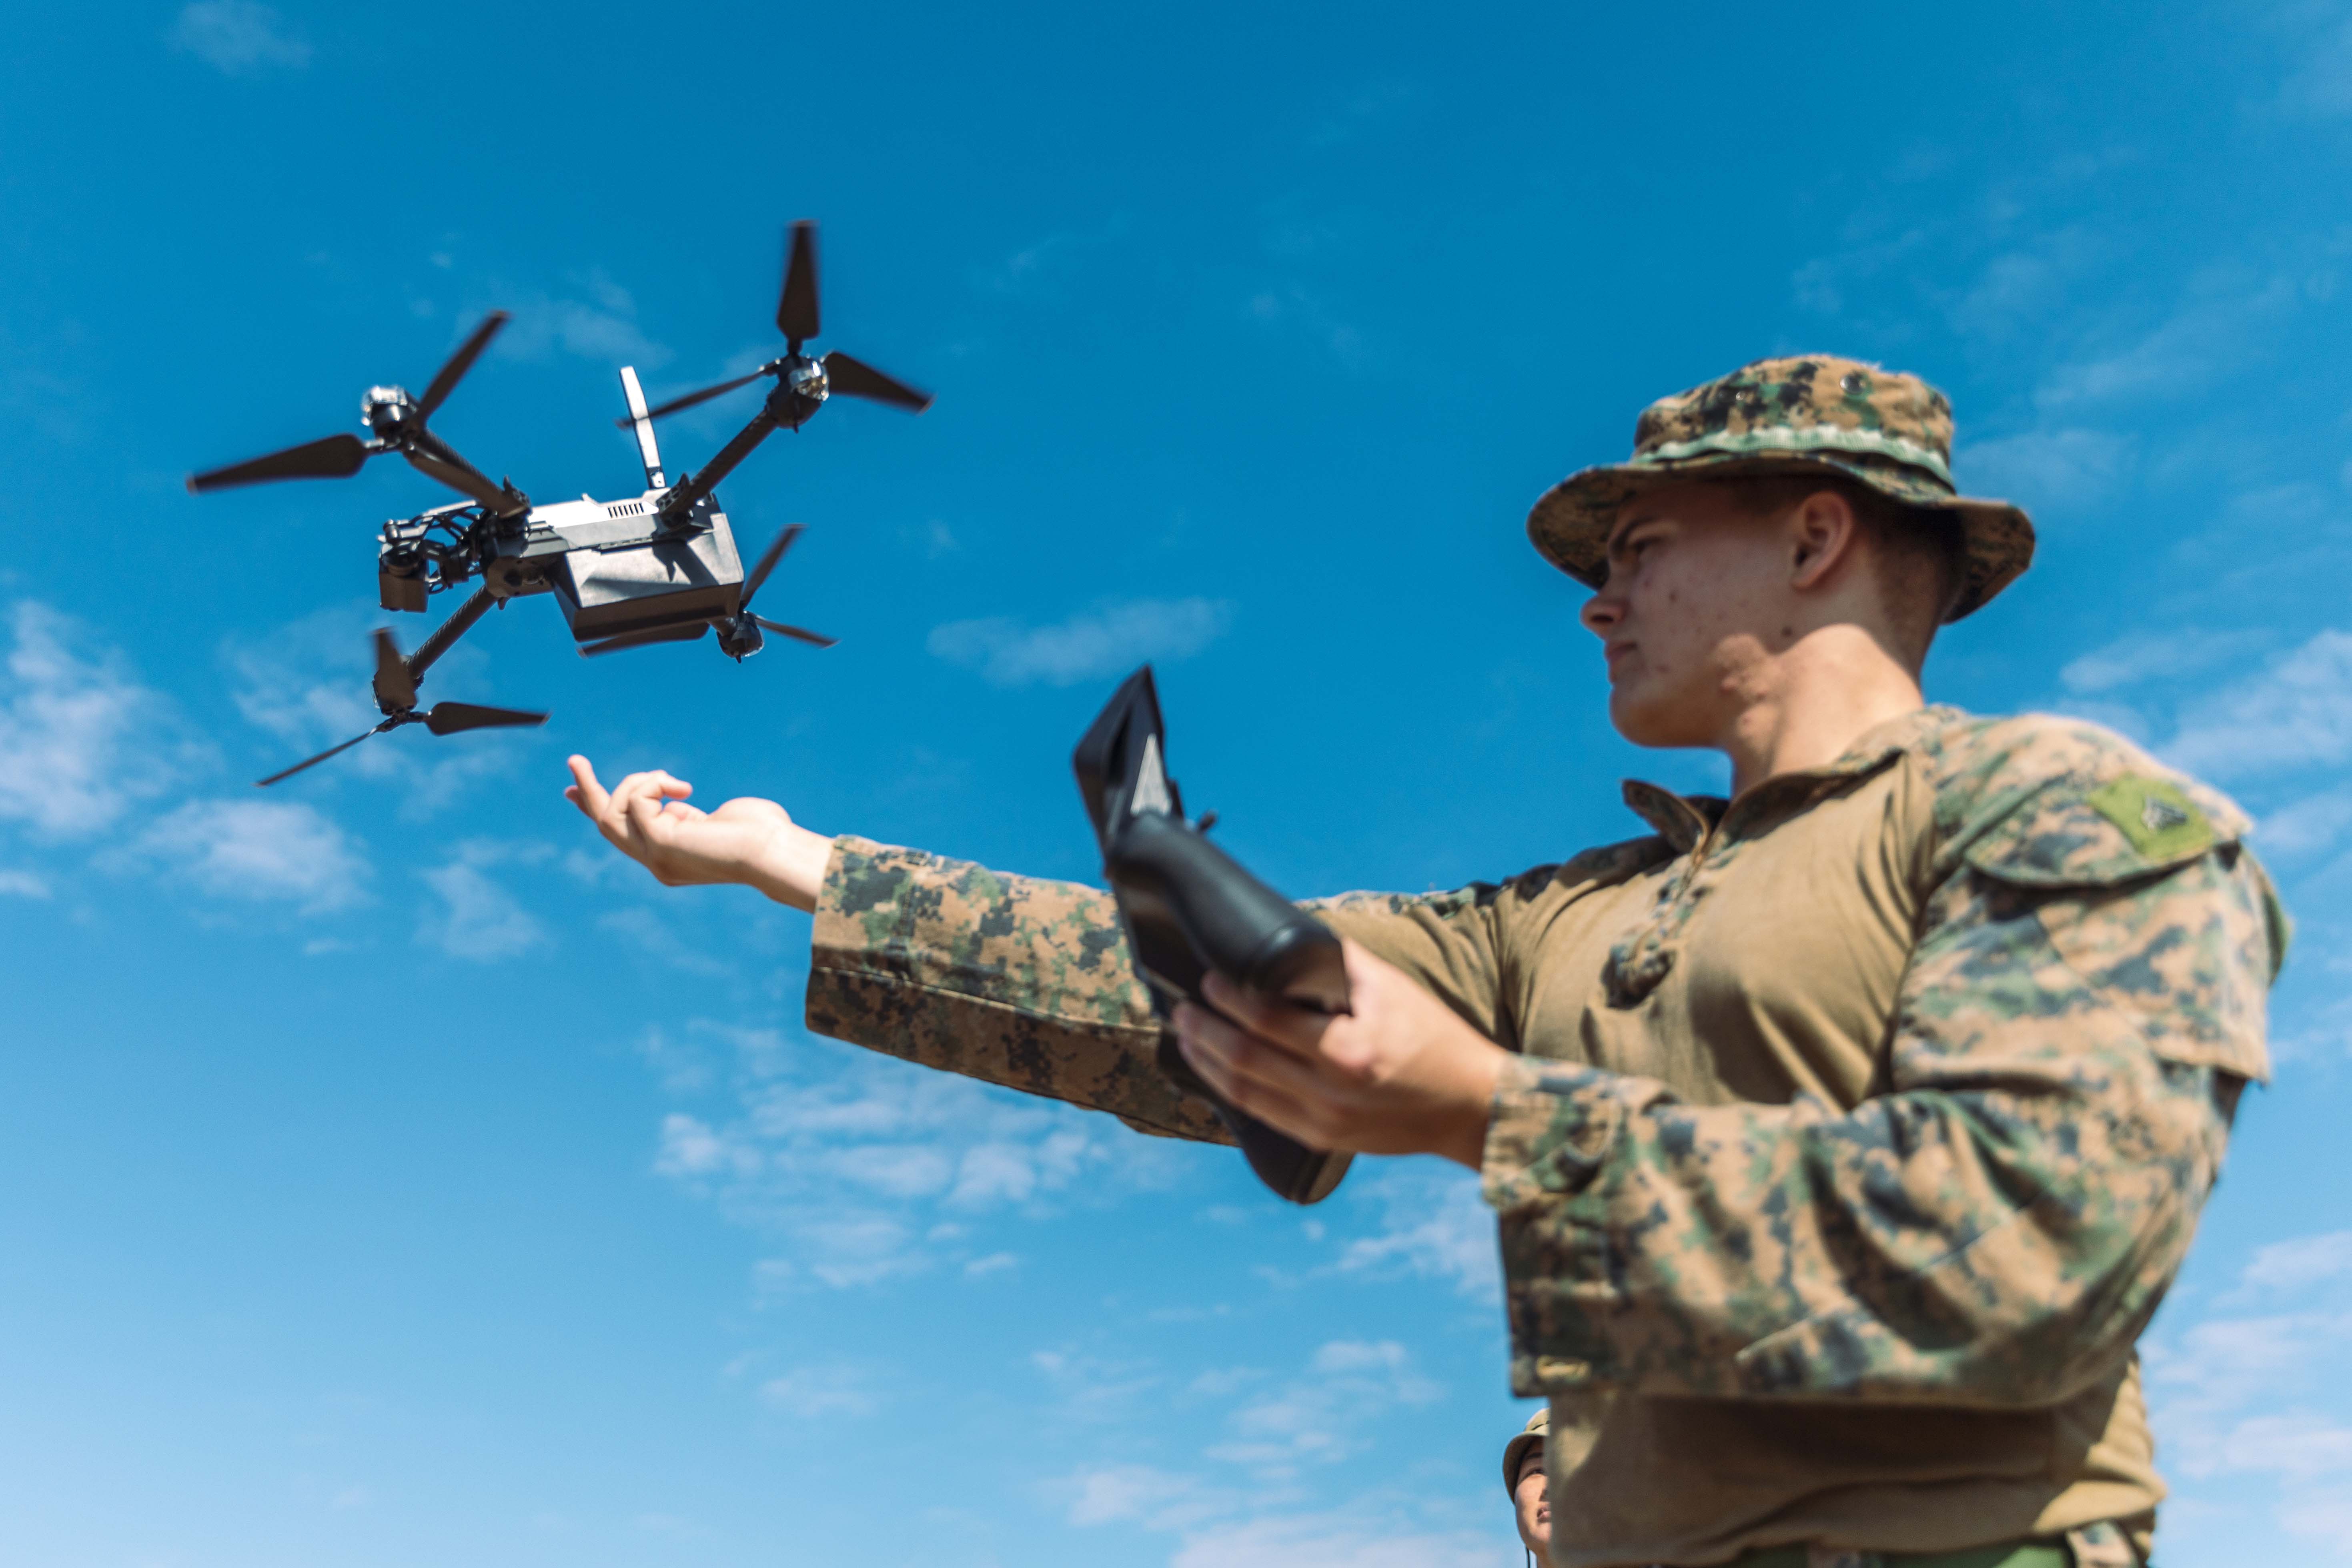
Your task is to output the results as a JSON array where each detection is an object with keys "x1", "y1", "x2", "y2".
[
  {"x1": 0, "y1": 602, "x2": 190, "y2": 839},
  {"x1": 597, "y1": 907, "x2": 731, "y2": 975},
  {"x1": 1957, "y1": 427, "x2": 2134, "y2": 509},
  {"x1": 170, "y1": 0, "x2": 310, "y2": 75},
  {"x1": 963, "y1": 1251, "x2": 1018, "y2": 1278},
  {"x1": 2242, "y1": 1231, "x2": 2352, "y2": 1295},
  {"x1": 494, "y1": 273, "x2": 670, "y2": 369},
  {"x1": 0, "y1": 869, "x2": 50, "y2": 898},
  {"x1": 928, "y1": 599, "x2": 1233, "y2": 687},
  {"x1": 1209, "y1": 1338, "x2": 1443, "y2": 1477},
  {"x1": 1062, "y1": 1463, "x2": 1199, "y2": 1527},
  {"x1": 2165, "y1": 629, "x2": 2352, "y2": 779},
  {"x1": 1334, "y1": 1165, "x2": 1499, "y2": 1300},
  {"x1": 2256, "y1": 791, "x2": 2352, "y2": 859},
  {"x1": 2059, "y1": 628, "x2": 2270, "y2": 696},
  {"x1": 2037, "y1": 272, "x2": 2300, "y2": 408},
  {"x1": 758, "y1": 1362, "x2": 879, "y2": 1419},
  {"x1": 128, "y1": 798, "x2": 368, "y2": 913},
  {"x1": 2190, "y1": 1412, "x2": 2352, "y2": 1481},
  {"x1": 1168, "y1": 1511, "x2": 1499, "y2": 1568},
  {"x1": 418, "y1": 844, "x2": 546, "y2": 959}
]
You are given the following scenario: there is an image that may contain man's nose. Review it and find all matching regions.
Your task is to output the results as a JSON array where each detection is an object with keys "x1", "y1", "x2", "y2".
[{"x1": 1580, "y1": 589, "x2": 1621, "y2": 637}]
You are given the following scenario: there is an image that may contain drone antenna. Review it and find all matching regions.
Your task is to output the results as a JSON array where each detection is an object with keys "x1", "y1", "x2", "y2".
[{"x1": 618, "y1": 366, "x2": 667, "y2": 488}]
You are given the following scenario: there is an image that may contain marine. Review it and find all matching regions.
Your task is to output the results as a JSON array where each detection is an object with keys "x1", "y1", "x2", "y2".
[{"x1": 565, "y1": 355, "x2": 2287, "y2": 1568}]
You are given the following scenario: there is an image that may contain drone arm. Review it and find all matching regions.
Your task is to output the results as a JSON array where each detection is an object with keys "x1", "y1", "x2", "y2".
[
  {"x1": 405, "y1": 430, "x2": 527, "y2": 517},
  {"x1": 660, "y1": 409, "x2": 778, "y2": 524},
  {"x1": 406, "y1": 584, "x2": 498, "y2": 687}
]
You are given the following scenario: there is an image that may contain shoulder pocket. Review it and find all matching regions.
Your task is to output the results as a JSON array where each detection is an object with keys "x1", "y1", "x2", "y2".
[
  {"x1": 1961, "y1": 774, "x2": 2275, "y2": 1083},
  {"x1": 1959, "y1": 772, "x2": 2247, "y2": 889}
]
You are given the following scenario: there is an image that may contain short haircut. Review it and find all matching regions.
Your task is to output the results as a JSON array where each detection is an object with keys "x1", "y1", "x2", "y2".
[{"x1": 1710, "y1": 473, "x2": 1965, "y2": 663}]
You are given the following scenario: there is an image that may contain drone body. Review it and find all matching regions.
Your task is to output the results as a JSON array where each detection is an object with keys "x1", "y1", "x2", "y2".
[{"x1": 189, "y1": 221, "x2": 926, "y2": 783}]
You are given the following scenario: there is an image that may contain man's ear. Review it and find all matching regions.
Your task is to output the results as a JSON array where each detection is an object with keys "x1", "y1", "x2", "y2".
[{"x1": 1786, "y1": 489, "x2": 1861, "y2": 592}]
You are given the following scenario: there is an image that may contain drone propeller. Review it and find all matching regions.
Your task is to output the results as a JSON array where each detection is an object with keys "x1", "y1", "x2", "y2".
[
  {"x1": 421, "y1": 701, "x2": 551, "y2": 735},
  {"x1": 821, "y1": 351, "x2": 932, "y2": 413},
  {"x1": 256, "y1": 622, "x2": 547, "y2": 786},
  {"x1": 419, "y1": 312, "x2": 507, "y2": 417},
  {"x1": 731, "y1": 526, "x2": 835, "y2": 646},
  {"x1": 625, "y1": 223, "x2": 932, "y2": 438},
  {"x1": 188, "y1": 433, "x2": 372, "y2": 493},
  {"x1": 631, "y1": 365, "x2": 778, "y2": 424},
  {"x1": 189, "y1": 310, "x2": 523, "y2": 513},
  {"x1": 579, "y1": 621, "x2": 712, "y2": 658},
  {"x1": 739, "y1": 523, "x2": 802, "y2": 611},
  {"x1": 779, "y1": 220, "x2": 821, "y2": 349},
  {"x1": 752, "y1": 615, "x2": 837, "y2": 648},
  {"x1": 254, "y1": 726, "x2": 385, "y2": 788}
]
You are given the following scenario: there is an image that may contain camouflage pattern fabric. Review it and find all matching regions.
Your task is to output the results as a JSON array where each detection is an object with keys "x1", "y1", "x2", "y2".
[
  {"x1": 1525, "y1": 354, "x2": 2037, "y2": 620},
  {"x1": 806, "y1": 841, "x2": 1232, "y2": 1144},
  {"x1": 1478, "y1": 710, "x2": 2282, "y2": 1405},
  {"x1": 803, "y1": 707, "x2": 2286, "y2": 1565}
]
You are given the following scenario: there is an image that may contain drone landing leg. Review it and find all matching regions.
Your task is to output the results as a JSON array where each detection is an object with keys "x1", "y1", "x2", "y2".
[{"x1": 406, "y1": 584, "x2": 497, "y2": 687}]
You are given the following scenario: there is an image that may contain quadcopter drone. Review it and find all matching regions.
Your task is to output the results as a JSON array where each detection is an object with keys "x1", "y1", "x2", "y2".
[{"x1": 189, "y1": 221, "x2": 931, "y2": 785}]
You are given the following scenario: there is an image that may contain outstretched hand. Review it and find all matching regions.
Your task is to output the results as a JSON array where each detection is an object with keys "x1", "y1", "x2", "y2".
[
  {"x1": 563, "y1": 755, "x2": 833, "y2": 911},
  {"x1": 1173, "y1": 940, "x2": 1507, "y2": 1170}
]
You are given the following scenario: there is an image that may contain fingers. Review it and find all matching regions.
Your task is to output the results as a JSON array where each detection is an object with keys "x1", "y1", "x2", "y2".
[
  {"x1": 1176, "y1": 1001, "x2": 1327, "y2": 1103},
  {"x1": 1200, "y1": 971, "x2": 1329, "y2": 1056},
  {"x1": 565, "y1": 755, "x2": 609, "y2": 818},
  {"x1": 1175, "y1": 1005, "x2": 1332, "y2": 1145}
]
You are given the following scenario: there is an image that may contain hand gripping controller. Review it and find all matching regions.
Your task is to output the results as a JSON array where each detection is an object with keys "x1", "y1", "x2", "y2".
[{"x1": 1074, "y1": 666, "x2": 1354, "y2": 1204}]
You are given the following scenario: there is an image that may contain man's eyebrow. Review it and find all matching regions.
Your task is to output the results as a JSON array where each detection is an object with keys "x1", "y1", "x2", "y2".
[{"x1": 1606, "y1": 513, "x2": 1661, "y2": 553}]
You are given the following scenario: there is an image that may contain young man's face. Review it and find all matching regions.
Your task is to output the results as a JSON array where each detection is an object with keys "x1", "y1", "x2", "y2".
[
  {"x1": 1579, "y1": 481, "x2": 1797, "y2": 750},
  {"x1": 1514, "y1": 1444, "x2": 1550, "y2": 1553}
]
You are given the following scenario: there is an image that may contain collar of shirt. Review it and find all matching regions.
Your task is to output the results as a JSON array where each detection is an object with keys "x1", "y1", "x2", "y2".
[{"x1": 1618, "y1": 704, "x2": 1964, "y2": 855}]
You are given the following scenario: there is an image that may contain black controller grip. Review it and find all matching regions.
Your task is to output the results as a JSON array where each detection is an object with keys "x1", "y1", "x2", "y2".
[
  {"x1": 1074, "y1": 665, "x2": 1354, "y2": 1206},
  {"x1": 1104, "y1": 811, "x2": 1348, "y2": 1014}
]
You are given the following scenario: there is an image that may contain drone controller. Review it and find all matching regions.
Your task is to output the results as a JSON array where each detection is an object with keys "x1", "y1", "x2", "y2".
[{"x1": 1074, "y1": 666, "x2": 1354, "y2": 1206}]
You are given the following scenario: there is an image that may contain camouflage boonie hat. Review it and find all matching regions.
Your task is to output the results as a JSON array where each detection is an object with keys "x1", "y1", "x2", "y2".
[
  {"x1": 1526, "y1": 354, "x2": 2035, "y2": 621},
  {"x1": 1502, "y1": 1406, "x2": 1548, "y2": 1500}
]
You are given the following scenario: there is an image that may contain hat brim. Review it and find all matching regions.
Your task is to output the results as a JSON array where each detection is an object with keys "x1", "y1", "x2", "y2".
[
  {"x1": 1502, "y1": 1430, "x2": 1544, "y2": 1500},
  {"x1": 1525, "y1": 451, "x2": 2035, "y2": 622}
]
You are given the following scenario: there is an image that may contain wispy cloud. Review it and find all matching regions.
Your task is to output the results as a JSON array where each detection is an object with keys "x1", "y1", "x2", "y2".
[
  {"x1": 1208, "y1": 1339, "x2": 1444, "y2": 1478},
  {"x1": 645, "y1": 1025, "x2": 1189, "y2": 1290},
  {"x1": 170, "y1": 0, "x2": 311, "y2": 76},
  {"x1": 2164, "y1": 629, "x2": 2352, "y2": 780},
  {"x1": 929, "y1": 599, "x2": 1233, "y2": 687},
  {"x1": 126, "y1": 798, "x2": 369, "y2": 913},
  {"x1": 417, "y1": 841, "x2": 548, "y2": 959},
  {"x1": 0, "y1": 869, "x2": 50, "y2": 898},
  {"x1": 759, "y1": 1361, "x2": 881, "y2": 1419},
  {"x1": 494, "y1": 272, "x2": 670, "y2": 369},
  {"x1": 2060, "y1": 627, "x2": 2272, "y2": 697},
  {"x1": 0, "y1": 601, "x2": 193, "y2": 839},
  {"x1": 1958, "y1": 427, "x2": 2135, "y2": 509},
  {"x1": 1333, "y1": 1165, "x2": 1498, "y2": 1300},
  {"x1": 2147, "y1": 1223, "x2": 2352, "y2": 1555}
]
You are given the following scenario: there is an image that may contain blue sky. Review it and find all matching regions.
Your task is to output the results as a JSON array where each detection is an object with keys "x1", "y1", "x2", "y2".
[{"x1": 5, "y1": 2, "x2": 2352, "y2": 1563}]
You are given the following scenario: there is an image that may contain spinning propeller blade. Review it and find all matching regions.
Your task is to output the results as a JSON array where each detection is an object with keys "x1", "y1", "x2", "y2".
[
  {"x1": 624, "y1": 366, "x2": 776, "y2": 426},
  {"x1": 778, "y1": 221, "x2": 820, "y2": 346},
  {"x1": 372, "y1": 629, "x2": 419, "y2": 712},
  {"x1": 579, "y1": 622, "x2": 712, "y2": 657},
  {"x1": 254, "y1": 727, "x2": 382, "y2": 788},
  {"x1": 422, "y1": 702, "x2": 549, "y2": 735},
  {"x1": 822, "y1": 352, "x2": 932, "y2": 413},
  {"x1": 419, "y1": 311, "x2": 510, "y2": 418},
  {"x1": 751, "y1": 615, "x2": 837, "y2": 648},
  {"x1": 739, "y1": 524, "x2": 803, "y2": 611},
  {"x1": 186, "y1": 433, "x2": 371, "y2": 493}
]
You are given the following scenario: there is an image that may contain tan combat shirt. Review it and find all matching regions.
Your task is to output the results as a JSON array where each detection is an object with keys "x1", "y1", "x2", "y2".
[{"x1": 805, "y1": 707, "x2": 2286, "y2": 1567}]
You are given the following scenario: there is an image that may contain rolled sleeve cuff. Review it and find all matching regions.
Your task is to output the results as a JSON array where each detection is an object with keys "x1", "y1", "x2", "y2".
[{"x1": 1479, "y1": 1053, "x2": 1629, "y2": 1396}]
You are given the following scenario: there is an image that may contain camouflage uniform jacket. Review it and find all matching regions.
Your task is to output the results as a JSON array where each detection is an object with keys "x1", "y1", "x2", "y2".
[{"x1": 804, "y1": 706, "x2": 2287, "y2": 1567}]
